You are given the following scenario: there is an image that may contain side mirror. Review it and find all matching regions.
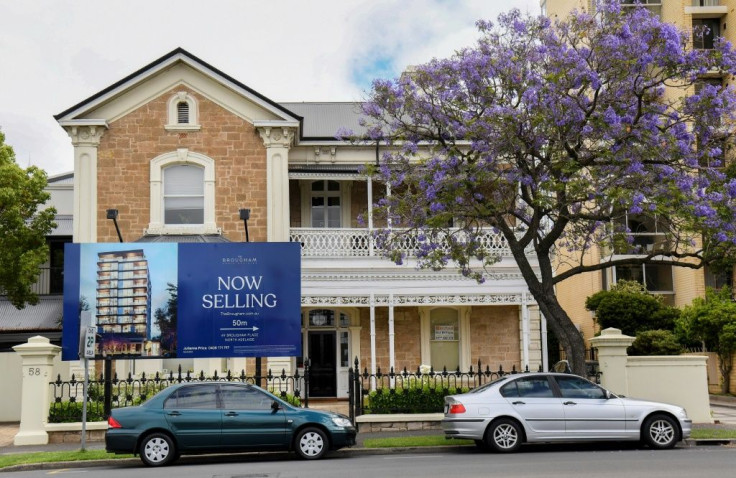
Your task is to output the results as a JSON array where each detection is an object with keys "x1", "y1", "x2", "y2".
[{"x1": 271, "y1": 400, "x2": 281, "y2": 411}]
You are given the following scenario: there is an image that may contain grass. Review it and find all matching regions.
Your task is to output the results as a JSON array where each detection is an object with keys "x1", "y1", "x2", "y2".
[
  {"x1": 0, "y1": 450, "x2": 132, "y2": 469},
  {"x1": 362, "y1": 435, "x2": 474, "y2": 448},
  {"x1": 690, "y1": 428, "x2": 736, "y2": 439}
]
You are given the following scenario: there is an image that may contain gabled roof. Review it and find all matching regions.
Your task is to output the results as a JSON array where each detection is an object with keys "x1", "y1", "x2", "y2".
[{"x1": 54, "y1": 48, "x2": 302, "y2": 126}]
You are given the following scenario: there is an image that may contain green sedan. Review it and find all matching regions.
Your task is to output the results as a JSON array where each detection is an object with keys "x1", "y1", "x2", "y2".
[{"x1": 106, "y1": 382, "x2": 356, "y2": 466}]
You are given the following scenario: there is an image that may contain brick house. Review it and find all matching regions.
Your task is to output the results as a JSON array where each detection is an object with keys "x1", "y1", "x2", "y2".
[{"x1": 54, "y1": 48, "x2": 544, "y2": 399}]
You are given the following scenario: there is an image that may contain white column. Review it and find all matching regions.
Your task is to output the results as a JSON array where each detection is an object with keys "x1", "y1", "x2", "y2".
[
  {"x1": 521, "y1": 292, "x2": 530, "y2": 371},
  {"x1": 589, "y1": 328, "x2": 635, "y2": 396},
  {"x1": 13, "y1": 336, "x2": 61, "y2": 445},
  {"x1": 388, "y1": 294, "x2": 395, "y2": 372},
  {"x1": 258, "y1": 126, "x2": 295, "y2": 242},
  {"x1": 369, "y1": 293, "x2": 376, "y2": 390},
  {"x1": 541, "y1": 314, "x2": 549, "y2": 372},
  {"x1": 60, "y1": 121, "x2": 107, "y2": 243},
  {"x1": 367, "y1": 176, "x2": 374, "y2": 256}
]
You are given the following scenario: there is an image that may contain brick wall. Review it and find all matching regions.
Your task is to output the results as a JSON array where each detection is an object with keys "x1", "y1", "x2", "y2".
[{"x1": 96, "y1": 86, "x2": 268, "y2": 242}]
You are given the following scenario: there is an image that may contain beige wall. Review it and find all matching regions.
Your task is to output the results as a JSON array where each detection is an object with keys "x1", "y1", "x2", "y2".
[
  {"x1": 96, "y1": 86, "x2": 268, "y2": 242},
  {"x1": 358, "y1": 305, "x2": 520, "y2": 372}
]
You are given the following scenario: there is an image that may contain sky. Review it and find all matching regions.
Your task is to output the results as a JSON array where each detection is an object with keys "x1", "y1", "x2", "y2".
[{"x1": 0, "y1": 0, "x2": 540, "y2": 176}]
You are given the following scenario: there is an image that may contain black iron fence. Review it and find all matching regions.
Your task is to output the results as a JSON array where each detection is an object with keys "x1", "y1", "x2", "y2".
[
  {"x1": 49, "y1": 364, "x2": 309, "y2": 423},
  {"x1": 347, "y1": 358, "x2": 540, "y2": 423}
]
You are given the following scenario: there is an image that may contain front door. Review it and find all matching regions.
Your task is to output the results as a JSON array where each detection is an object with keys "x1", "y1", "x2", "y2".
[{"x1": 308, "y1": 331, "x2": 336, "y2": 397}]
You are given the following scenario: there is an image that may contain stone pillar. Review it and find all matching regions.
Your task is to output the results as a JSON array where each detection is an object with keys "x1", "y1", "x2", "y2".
[
  {"x1": 13, "y1": 336, "x2": 61, "y2": 445},
  {"x1": 59, "y1": 121, "x2": 108, "y2": 243},
  {"x1": 257, "y1": 126, "x2": 294, "y2": 242},
  {"x1": 589, "y1": 328, "x2": 635, "y2": 395}
]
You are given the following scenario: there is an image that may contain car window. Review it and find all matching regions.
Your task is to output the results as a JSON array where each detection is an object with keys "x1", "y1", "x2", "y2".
[
  {"x1": 164, "y1": 385, "x2": 218, "y2": 409},
  {"x1": 501, "y1": 377, "x2": 554, "y2": 398},
  {"x1": 555, "y1": 375, "x2": 606, "y2": 399},
  {"x1": 220, "y1": 385, "x2": 275, "y2": 410}
]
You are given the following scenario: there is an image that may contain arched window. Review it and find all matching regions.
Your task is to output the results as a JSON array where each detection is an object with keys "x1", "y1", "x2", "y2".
[
  {"x1": 163, "y1": 164, "x2": 204, "y2": 225},
  {"x1": 166, "y1": 92, "x2": 200, "y2": 131},
  {"x1": 147, "y1": 149, "x2": 217, "y2": 235}
]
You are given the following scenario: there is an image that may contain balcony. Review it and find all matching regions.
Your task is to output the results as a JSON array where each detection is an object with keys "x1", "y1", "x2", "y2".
[
  {"x1": 289, "y1": 228, "x2": 514, "y2": 258},
  {"x1": 686, "y1": 1, "x2": 727, "y2": 19}
]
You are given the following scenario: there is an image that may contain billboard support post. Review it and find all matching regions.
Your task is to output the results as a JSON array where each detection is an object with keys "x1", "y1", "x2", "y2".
[
  {"x1": 103, "y1": 356, "x2": 112, "y2": 419},
  {"x1": 240, "y1": 208, "x2": 260, "y2": 386}
]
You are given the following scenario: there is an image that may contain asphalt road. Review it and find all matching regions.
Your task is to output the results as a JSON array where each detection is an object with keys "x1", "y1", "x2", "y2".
[{"x1": 1, "y1": 444, "x2": 735, "y2": 478}]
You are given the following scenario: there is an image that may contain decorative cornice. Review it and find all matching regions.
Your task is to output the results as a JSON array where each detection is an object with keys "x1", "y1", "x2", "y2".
[
  {"x1": 257, "y1": 125, "x2": 296, "y2": 149},
  {"x1": 59, "y1": 121, "x2": 109, "y2": 147},
  {"x1": 301, "y1": 293, "x2": 535, "y2": 307}
]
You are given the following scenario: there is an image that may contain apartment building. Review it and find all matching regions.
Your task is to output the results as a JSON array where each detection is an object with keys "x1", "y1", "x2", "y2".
[
  {"x1": 95, "y1": 249, "x2": 153, "y2": 356},
  {"x1": 53, "y1": 48, "x2": 548, "y2": 398},
  {"x1": 544, "y1": 0, "x2": 735, "y2": 342}
]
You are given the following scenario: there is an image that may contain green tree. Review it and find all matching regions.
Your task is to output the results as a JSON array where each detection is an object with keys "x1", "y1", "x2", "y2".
[
  {"x1": 628, "y1": 330, "x2": 683, "y2": 356},
  {"x1": 677, "y1": 288, "x2": 736, "y2": 394},
  {"x1": 0, "y1": 130, "x2": 56, "y2": 308},
  {"x1": 154, "y1": 283, "x2": 178, "y2": 355},
  {"x1": 585, "y1": 280, "x2": 679, "y2": 336}
]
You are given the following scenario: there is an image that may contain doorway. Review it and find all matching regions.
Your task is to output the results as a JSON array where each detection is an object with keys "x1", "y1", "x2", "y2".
[{"x1": 308, "y1": 331, "x2": 336, "y2": 397}]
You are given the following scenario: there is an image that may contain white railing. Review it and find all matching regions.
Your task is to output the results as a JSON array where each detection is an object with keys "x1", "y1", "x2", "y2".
[
  {"x1": 691, "y1": 1, "x2": 720, "y2": 6},
  {"x1": 289, "y1": 228, "x2": 514, "y2": 258}
]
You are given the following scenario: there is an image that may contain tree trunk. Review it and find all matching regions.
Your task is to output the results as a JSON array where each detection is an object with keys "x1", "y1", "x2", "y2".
[
  {"x1": 719, "y1": 353, "x2": 732, "y2": 395},
  {"x1": 534, "y1": 292, "x2": 588, "y2": 377}
]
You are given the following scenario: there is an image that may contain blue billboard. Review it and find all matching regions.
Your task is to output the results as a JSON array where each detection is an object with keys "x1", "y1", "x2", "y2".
[{"x1": 61, "y1": 242, "x2": 301, "y2": 360}]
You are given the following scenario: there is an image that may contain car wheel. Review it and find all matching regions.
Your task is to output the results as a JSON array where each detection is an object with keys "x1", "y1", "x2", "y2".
[
  {"x1": 295, "y1": 427, "x2": 329, "y2": 459},
  {"x1": 642, "y1": 414, "x2": 679, "y2": 449},
  {"x1": 139, "y1": 432, "x2": 177, "y2": 466},
  {"x1": 486, "y1": 418, "x2": 523, "y2": 453}
]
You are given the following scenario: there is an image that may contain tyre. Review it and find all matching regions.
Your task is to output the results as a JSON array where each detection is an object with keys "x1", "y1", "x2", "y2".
[
  {"x1": 642, "y1": 414, "x2": 679, "y2": 449},
  {"x1": 139, "y1": 432, "x2": 177, "y2": 466},
  {"x1": 295, "y1": 427, "x2": 329, "y2": 459},
  {"x1": 485, "y1": 418, "x2": 523, "y2": 453},
  {"x1": 474, "y1": 439, "x2": 490, "y2": 451}
]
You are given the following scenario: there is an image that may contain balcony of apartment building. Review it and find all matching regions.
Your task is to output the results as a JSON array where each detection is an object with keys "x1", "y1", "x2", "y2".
[
  {"x1": 621, "y1": 0, "x2": 662, "y2": 16},
  {"x1": 603, "y1": 212, "x2": 676, "y2": 304},
  {"x1": 287, "y1": 176, "x2": 514, "y2": 261},
  {"x1": 686, "y1": 1, "x2": 728, "y2": 19}
]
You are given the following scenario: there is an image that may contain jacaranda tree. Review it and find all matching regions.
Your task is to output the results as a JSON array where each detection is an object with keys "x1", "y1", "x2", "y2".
[{"x1": 350, "y1": 1, "x2": 736, "y2": 376}]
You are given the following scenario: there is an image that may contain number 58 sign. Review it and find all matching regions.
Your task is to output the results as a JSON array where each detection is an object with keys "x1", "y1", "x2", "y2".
[{"x1": 83, "y1": 326, "x2": 96, "y2": 359}]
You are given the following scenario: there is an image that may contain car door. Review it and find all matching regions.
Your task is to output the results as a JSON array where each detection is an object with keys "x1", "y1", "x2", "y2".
[
  {"x1": 219, "y1": 384, "x2": 289, "y2": 449},
  {"x1": 163, "y1": 384, "x2": 222, "y2": 449},
  {"x1": 500, "y1": 376, "x2": 566, "y2": 440},
  {"x1": 553, "y1": 375, "x2": 627, "y2": 439}
]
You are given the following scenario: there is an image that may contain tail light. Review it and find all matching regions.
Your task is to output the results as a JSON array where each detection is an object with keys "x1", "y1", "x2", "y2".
[
  {"x1": 448, "y1": 402, "x2": 466, "y2": 414},
  {"x1": 107, "y1": 416, "x2": 123, "y2": 429}
]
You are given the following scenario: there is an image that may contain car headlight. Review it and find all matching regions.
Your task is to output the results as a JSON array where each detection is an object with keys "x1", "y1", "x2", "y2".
[{"x1": 331, "y1": 416, "x2": 353, "y2": 428}]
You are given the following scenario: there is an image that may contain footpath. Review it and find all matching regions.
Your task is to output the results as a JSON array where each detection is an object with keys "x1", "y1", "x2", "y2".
[{"x1": 0, "y1": 395, "x2": 735, "y2": 471}]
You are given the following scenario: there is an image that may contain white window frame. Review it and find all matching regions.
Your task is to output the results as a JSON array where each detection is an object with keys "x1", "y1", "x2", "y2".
[
  {"x1": 165, "y1": 91, "x2": 201, "y2": 131},
  {"x1": 299, "y1": 179, "x2": 352, "y2": 227},
  {"x1": 147, "y1": 149, "x2": 218, "y2": 235}
]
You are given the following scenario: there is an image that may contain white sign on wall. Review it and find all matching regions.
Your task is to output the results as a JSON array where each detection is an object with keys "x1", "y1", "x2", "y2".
[{"x1": 433, "y1": 325, "x2": 456, "y2": 341}]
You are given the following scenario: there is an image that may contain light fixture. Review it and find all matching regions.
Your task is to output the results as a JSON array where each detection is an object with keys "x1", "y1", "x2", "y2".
[
  {"x1": 239, "y1": 208, "x2": 251, "y2": 242},
  {"x1": 106, "y1": 209, "x2": 123, "y2": 243}
]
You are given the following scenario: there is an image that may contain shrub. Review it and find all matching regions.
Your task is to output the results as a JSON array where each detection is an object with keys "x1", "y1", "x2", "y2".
[
  {"x1": 366, "y1": 382, "x2": 469, "y2": 414},
  {"x1": 628, "y1": 329, "x2": 683, "y2": 356},
  {"x1": 48, "y1": 401, "x2": 105, "y2": 423}
]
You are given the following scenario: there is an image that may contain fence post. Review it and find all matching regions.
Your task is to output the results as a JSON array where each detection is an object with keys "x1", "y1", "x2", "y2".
[
  {"x1": 303, "y1": 358, "x2": 310, "y2": 408},
  {"x1": 13, "y1": 336, "x2": 60, "y2": 445},
  {"x1": 352, "y1": 356, "x2": 361, "y2": 418},
  {"x1": 348, "y1": 364, "x2": 355, "y2": 424},
  {"x1": 103, "y1": 357, "x2": 113, "y2": 418}
]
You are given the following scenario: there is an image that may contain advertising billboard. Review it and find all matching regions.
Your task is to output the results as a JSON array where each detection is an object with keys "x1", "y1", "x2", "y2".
[{"x1": 62, "y1": 242, "x2": 301, "y2": 361}]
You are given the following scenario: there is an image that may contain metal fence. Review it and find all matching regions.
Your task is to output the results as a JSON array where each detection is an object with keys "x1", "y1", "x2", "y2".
[
  {"x1": 347, "y1": 358, "x2": 540, "y2": 423},
  {"x1": 48, "y1": 365, "x2": 308, "y2": 423}
]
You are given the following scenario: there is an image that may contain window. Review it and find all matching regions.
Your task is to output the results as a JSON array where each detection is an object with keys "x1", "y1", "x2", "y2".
[
  {"x1": 220, "y1": 385, "x2": 274, "y2": 410},
  {"x1": 693, "y1": 18, "x2": 721, "y2": 50},
  {"x1": 704, "y1": 265, "x2": 733, "y2": 290},
  {"x1": 148, "y1": 149, "x2": 217, "y2": 235},
  {"x1": 430, "y1": 308, "x2": 459, "y2": 371},
  {"x1": 555, "y1": 375, "x2": 606, "y2": 399},
  {"x1": 166, "y1": 91, "x2": 200, "y2": 131},
  {"x1": 309, "y1": 309, "x2": 335, "y2": 327},
  {"x1": 613, "y1": 212, "x2": 671, "y2": 254},
  {"x1": 311, "y1": 180, "x2": 341, "y2": 228},
  {"x1": 164, "y1": 385, "x2": 218, "y2": 409},
  {"x1": 500, "y1": 377, "x2": 554, "y2": 398},
  {"x1": 615, "y1": 263, "x2": 674, "y2": 293},
  {"x1": 163, "y1": 165, "x2": 204, "y2": 225}
]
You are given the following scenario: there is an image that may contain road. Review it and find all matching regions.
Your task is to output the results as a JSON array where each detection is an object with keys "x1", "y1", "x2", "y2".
[{"x1": 3, "y1": 445, "x2": 736, "y2": 478}]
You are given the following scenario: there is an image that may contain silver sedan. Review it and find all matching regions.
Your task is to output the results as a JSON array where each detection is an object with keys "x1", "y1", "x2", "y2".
[{"x1": 442, "y1": 372, "x2": 691, "y2": 452}]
